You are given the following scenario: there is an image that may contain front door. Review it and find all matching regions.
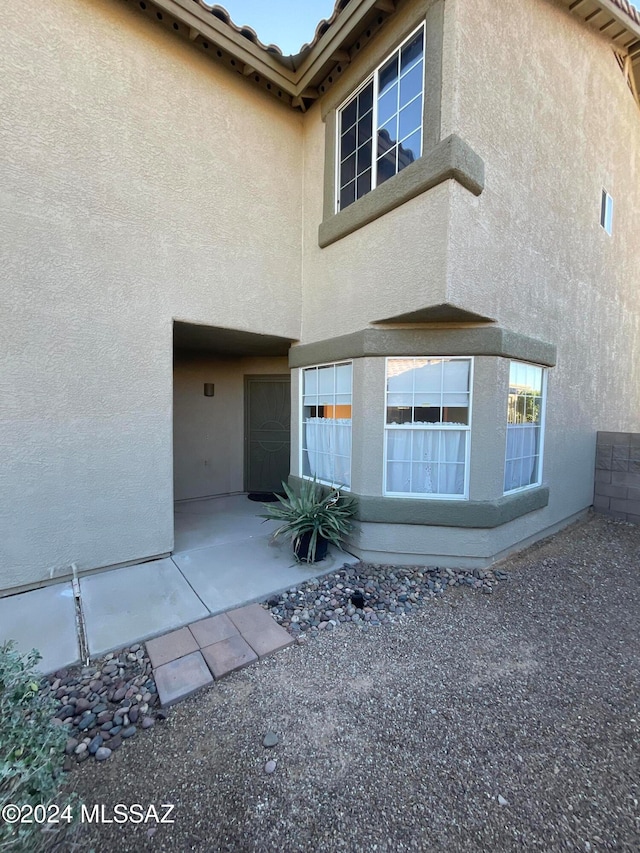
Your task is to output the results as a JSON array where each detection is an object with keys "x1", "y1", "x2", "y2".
[{"x1": 245, "y1": 375, "x2": 291, "y2": 493}]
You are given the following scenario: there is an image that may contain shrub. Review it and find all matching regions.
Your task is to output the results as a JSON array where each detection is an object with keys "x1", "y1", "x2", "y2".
[
  {"x1": 0, "y1": 642, "x2": 73, "y2": 852},
  {"x1": 261, "y1": 479, "x2": 357, "y2": 563}
]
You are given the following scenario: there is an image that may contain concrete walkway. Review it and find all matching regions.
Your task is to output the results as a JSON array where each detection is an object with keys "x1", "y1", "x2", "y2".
[{"x1": 0, "y1": 495, "x2": 357, "y2": 674}]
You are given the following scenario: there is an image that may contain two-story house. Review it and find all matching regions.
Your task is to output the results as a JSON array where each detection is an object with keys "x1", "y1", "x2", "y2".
[{"x1": 2, "y1": 0, "x2": 639, "y2": 595}]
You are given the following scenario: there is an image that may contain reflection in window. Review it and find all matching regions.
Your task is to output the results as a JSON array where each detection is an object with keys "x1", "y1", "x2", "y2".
[
  {"x1": 337, "y1": 26, "x2": 424, "y2": 211},
  {"x1": 504, "y1": 361, "x2": 546, "y2": 493},
  {"x1": 302, "y1": 363, "x2": 352, "y2": 488},
  {"x1": 385, "y1": 358, "x2": 472, "y2": 497}
]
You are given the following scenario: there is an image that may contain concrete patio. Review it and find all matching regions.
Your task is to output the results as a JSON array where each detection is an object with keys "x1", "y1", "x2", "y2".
[{"x1": 0, "y1": 494, "x2": 357, "y2": 674}]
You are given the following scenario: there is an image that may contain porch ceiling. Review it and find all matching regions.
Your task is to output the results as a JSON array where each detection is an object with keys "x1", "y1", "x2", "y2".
[{"x1": 173, "y1": 321, "x2": 295, "y2": 357}]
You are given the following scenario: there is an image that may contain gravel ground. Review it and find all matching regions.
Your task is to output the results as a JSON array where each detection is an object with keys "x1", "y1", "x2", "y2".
[{"x1": 68, "y1": 513, "x2": 639, "y2": 852}]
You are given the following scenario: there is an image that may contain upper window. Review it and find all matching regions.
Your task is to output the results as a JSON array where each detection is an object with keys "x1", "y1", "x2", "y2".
[
  {"x1": 301, "y1": 363, "x2": 352, "y2": 489},
  {"x1": 504, "y1": 361, "x2": 546, "y2": 493},
  {"x1": 384, "y1": 357, "x2": 472, "y2": 498},
  {"x1": 336, "y1": 26, "x2": 425, "y2": 212}
]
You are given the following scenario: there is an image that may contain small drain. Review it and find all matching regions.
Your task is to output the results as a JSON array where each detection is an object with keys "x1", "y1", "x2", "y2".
[{"x1": 350, "y1": 591, "x2": 365, "y2": 609}]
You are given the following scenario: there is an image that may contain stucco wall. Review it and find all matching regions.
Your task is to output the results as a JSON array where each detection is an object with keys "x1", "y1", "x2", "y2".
[
  {"x1": 299, "y1": 0, "x2": 452, "y2": 343},
  {"x1": 0, "y1": 0, "x2": 302, "y2": 591},
  {"x1": 443, "y1": 0, "x2": 640, "y2": 532},
  {"x1": 173, "y1": 356, "x2": 289, "y2": 501}
]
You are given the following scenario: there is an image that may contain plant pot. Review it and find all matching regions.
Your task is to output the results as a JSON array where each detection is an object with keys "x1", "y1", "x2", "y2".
[{"x1": 294, "y1": 531, "x2": 329, "y2": 563}]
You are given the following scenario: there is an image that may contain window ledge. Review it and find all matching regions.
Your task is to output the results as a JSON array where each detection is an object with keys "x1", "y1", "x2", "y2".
[
  {"x1": 354, "y1": 486, "x2": 549, "y2": 528},
  {"x1": 318, "y1": 134, "x2": 485, "y2": 249}
]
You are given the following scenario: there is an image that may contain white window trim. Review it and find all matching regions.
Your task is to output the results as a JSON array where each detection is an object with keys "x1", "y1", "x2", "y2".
[
  {"x1": 503, "y1": 362, "x2": 547, "y2": 495},
  {"x1": 383, "y1": 356, "x2": 473, "y2": 500},
  {"x1": 299, "y1": 360, "x2": 353, "y2": 491},
  {"x1": 334, "y1": 23, "x2": 426, "y2": 214}
]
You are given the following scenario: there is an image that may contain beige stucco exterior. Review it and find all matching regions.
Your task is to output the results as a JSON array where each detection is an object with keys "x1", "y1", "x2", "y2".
[
  {"x1": 294, "y1": 0, "x2": 639, "y2": 565},
  {"x1": 1, "y1": 0, "x2": 639, "y2": 590},
  {"x1": 444, "y1": 0, "x2": 640, "y2": 540},
  {"x1": 1, "y1": 0, "x2": 302, "y2": 591}
]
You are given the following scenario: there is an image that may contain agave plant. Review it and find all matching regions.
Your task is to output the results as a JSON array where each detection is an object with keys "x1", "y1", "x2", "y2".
[{"x1": 261, "y1": 479, "x2": 356, "y2": 563}]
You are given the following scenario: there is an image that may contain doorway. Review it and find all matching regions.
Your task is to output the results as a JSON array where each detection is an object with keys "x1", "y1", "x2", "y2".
[{"x1": 244, "y1": 375, "x2": 291, "y2": 493}]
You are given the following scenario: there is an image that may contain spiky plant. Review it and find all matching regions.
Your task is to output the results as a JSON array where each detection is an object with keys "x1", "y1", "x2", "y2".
[{"x1": 260, "y1": 479, "x2": 356, "y2": 563}]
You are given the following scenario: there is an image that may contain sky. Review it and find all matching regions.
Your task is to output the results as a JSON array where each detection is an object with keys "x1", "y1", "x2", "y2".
[
  {"x1": 221, "y1": 0, "x2": 336, "y2": 54},
  {"x1": 220, "y1": 0, "x2": 640, "y2": 54}
]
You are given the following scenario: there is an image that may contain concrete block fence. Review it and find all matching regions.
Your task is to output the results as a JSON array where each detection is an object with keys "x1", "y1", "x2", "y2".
[{"x1": 593, "y1": 432, "x2": 640, "y2": 523}]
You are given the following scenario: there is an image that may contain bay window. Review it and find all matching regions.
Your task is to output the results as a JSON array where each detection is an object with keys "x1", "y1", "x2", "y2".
[
  {"x1": 301, "y1": 362, "x2": 352, "y2": 488},
  {"x1": 385, "y1": 357, "x2": 472, "y2": 498},
  {"x1": 504, "y1": 361, "x2": 546, "y2": 493}
]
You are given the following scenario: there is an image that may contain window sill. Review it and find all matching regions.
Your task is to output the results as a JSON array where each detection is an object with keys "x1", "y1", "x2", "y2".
[
  {"x1": 318, "y1": 134, "x2": 485, "y2": 249},
  {"x1": 354, "y1": 485, "x2": 549, "y2": 528}
]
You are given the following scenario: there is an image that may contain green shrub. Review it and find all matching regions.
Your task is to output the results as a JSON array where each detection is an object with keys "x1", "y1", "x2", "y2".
[{"x1": 0, "y1": 642, "x2": 73, "y2": 852}]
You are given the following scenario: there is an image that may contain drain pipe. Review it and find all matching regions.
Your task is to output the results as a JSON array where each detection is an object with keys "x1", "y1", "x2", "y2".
[{"x1": 71, "y1": 563, "x2": 90, "y2": 665}]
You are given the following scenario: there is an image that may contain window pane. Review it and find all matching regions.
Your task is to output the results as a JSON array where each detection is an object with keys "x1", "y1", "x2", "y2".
[
  {"x1": 413, "y1": 393, "x2": 441, "y2": 407},
  {"x1": 385, "y1": 356, "x2": 471, "y2": 498},
  {"x1": 528, "y1": 365, "x2": 543, "y2": 395},
  {"x1": 504, "y1": 362, "x2": 545, "y2": 493},
  {"x1": 387, "y1": 461, "x2": 411, "y2": 492},
  {"x1": 340, "y1": 180, "x2": 355, "y2": 210},
  {"x1": 357, "y1": 169, "x2": 371, "y2": 198},
  {"x1": 358, "y1": 110, "x2": 373, "y2": 146},
  {"x1": 302, "y1": 363, "x2": 352, "y2": 488},
  {"x1": 377, "y1": 149, "x2": 397, "y2": 184},
  {"x1": 378, "y1": 126, "x2": 394, "y2": 155},
  {"x1": 341, "y1": 151, "x2": 356, "y2": 184},
  {"x1": 387, "y1": 393, "x2": 413, "y2": 408},
  {"x1": 318, "y1": 365, "x2": 334, "y2": 398},
  {"x1": 336, "y1": 363, "x2": 351, "y2": 394},
  {"x1": 377, "y1": 84, "x2": 398, "y2": 128},
  {"x1": 358, "y1": 81, "x2": 373, "y2": 115},
  {"x1": 400, "y1": 62, "x2": 423, "y2": 107},
  {"x1": 399, "y1": 97, "x2": 423, "y2": 141},
  {"x1": 442, "y1": 406, "x2": 468, "y2": 425},
  {"x1": 398, "y1": 135, "x2": 418, "y2": 170},
  {"x1": 387, "y1": 407, "x2": 414, "y2": 424},
  {"x1": 413, "y1": 360, "x2": 442, "y2": 392},
  {"x1": 443, "y1": 359, "x2": 470, "y2": 392},
  {"x1": 401, "y1": 30, "x2": 423, "y2": 72},
  {"x1": 341, "y1": 125, "x2": 356, "y2": 159},
  {"x1": 341, "y1": 97, "x2": 357, "y2": 130},
  {"x1": 357, "y1": 141, "x2": 372, "y2": 175},
  {"x1": 303, "y1": 369, "x2": 317, "y2": 396},
  {"x1": 378, "y1": 54, "x2": 398, "y2": 96}
]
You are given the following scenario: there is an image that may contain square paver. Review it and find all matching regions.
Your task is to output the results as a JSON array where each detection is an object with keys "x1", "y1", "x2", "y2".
[
  {"x1": 189, "y1": 613, "x2": 238, "y2": 648},
  {"x1": 201, "y1": 635, "x2": 258, "y2": 679},
  {"x1": 227, "y1": 604, "x2": 293, "y2": 659},
  {"x1": 154, "y1": 651, "x2": 214, "y2": 707},
  {"x1": 146, "y1": 627, "x2": 198, "y2": 668}
]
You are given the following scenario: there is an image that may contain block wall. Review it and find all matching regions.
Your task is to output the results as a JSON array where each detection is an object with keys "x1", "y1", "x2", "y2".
[{"x1": 593, "y1": 432, "x2": 640, "y2": 523}]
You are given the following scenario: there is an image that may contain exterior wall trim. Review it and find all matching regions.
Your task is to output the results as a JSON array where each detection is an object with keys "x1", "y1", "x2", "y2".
[
  {"x1": 318, "y1": 133, "x2": 485, "y2": 247},
  {"x1": 289, "y1": 327, "x2": 558, "y2": 368},
  {"x1": 288, "y1": 475, "x2": 550, "y2": 527}
]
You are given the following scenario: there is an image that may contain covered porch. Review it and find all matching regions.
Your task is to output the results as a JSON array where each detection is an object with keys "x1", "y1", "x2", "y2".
[{"x1": 0, "y1": 494, "x2": 357, "y2": 673}]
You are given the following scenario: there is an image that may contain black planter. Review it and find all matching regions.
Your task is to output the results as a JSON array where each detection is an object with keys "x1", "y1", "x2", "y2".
[{"x1": 294, "y1": 532, "x2": 329, "y2": 563}]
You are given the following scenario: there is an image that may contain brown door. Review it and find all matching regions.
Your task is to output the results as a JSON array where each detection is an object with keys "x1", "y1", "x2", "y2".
[{"x1": 245, "y1": 375, "x2": 291, "y2": 493}]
